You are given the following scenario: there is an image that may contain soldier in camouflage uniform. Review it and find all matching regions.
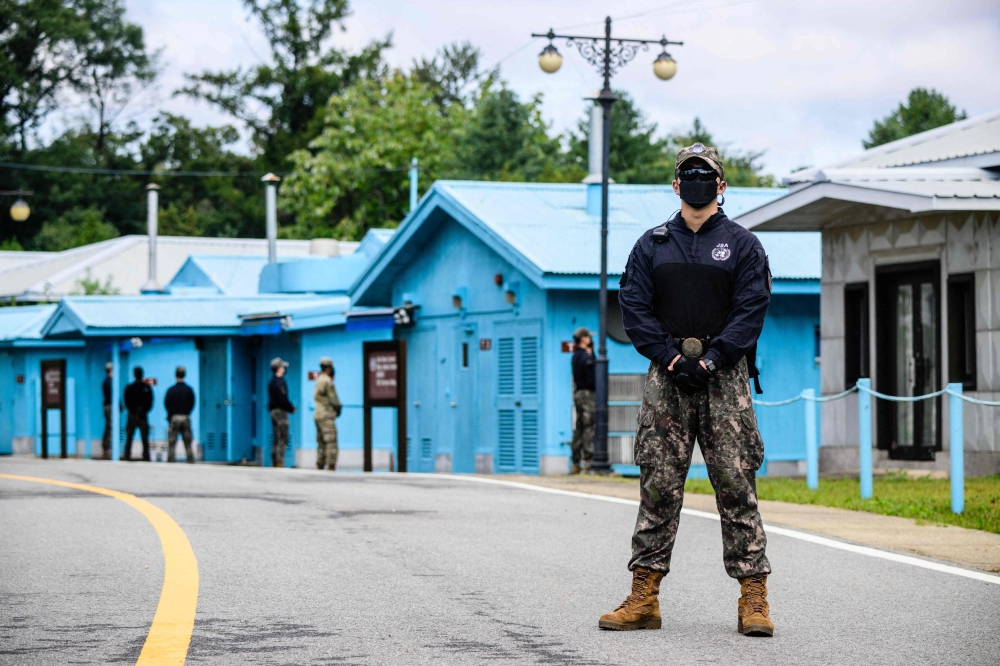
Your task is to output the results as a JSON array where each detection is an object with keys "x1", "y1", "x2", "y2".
[
  {"x1": 600, "y1": 143, "x2": 775, "y2": 636},
  {"x1": 314, "y1": 357, "x2": 342, "y2": 470}
]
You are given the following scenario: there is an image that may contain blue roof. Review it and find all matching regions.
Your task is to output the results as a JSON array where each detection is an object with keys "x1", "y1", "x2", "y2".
[
  {"x1": 168, "y1": 255, "x2": 270, "y2": 296},
  {"x1": 0, "y1": 305, "x2": 57, "y2": 342},
  {"x1": 354, "y1": 181, "x2": 816, "y2": 304},
  {"x1": 42, "y1": 295, "x2": 350, "y2": 337}
]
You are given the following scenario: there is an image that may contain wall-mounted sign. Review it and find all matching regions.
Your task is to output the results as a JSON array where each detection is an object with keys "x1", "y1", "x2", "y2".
[
  {"x1": 479, "y1": 338, "x2": 492, "y2": 351},
  {"x1": 367, "y1": 351, "x2": 398, "y2": 401},
  {"x1": 15, "y1": 374, "x2": 25, "y2": 384},
  {"x1": 308, "y1": 371, "x2": 319, "y2": 381},
  {"x1": 363, "y1": 341, "x2": 407, "y2": 473},
  {"x1": 40, "y1": 359, "x2": 67, "y2": 459},
  {"x1": 144, "y1": 378, "x2": 157, "y2": 386},
  {"x1": 561, "y1": 341, "x2": 576, "y2": 353}
]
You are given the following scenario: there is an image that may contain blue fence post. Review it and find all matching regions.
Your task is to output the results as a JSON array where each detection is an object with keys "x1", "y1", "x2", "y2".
[
  {"x1": 857, "y1": 378, "x2": 872, "y2": 499},
  {"x1": 803, "y1": 388, "x2": 818, "y2": 489},
  {"x1": 948, "y1": 383, "x2": 964, "y2": 514}
]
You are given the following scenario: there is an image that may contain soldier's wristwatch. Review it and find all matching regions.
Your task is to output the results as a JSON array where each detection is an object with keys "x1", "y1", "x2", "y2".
[{"x1": 704, "y1": 358, "x2": 716, "y2": 374}]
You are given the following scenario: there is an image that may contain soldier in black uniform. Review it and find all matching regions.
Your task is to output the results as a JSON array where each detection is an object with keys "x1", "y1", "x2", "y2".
[
  {"x1": 101, "y1": 363, "x2": 113, "y2": 460},
  {"x1": 599, "y1": 143, "x2": 775, "y2": 636},
  {"x1": 570, "y1": 327, "x2": 595, "y2": 474},
  {"x1": 123, "y1": 366, "x2": 153, "y2": 462},
  {"x1": 268, "y1": 357, "x2": 296, "y2": 468}
]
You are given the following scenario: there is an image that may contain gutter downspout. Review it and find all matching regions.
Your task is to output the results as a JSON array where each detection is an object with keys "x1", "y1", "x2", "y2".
[{"x1": 582, "y1": 100, "x2": 610, "y2": 216}]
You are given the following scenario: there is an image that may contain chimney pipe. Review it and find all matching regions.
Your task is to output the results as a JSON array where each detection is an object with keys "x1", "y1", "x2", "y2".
[
  {"x1": 582, "y1": 99, "x2": 610, "y2": 216},
  {"x1": 141, "y1": 183, "x2": 165, "y2": 293},
  {"x1": 409, "y1": 157, "x2": 418, "y2": 212},
  {"x1": 262, "y1": 173, "x2": 280, "y2": 263}
]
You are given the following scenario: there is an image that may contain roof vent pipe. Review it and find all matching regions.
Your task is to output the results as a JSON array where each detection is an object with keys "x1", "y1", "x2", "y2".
[
  {"x1": 262, "y1": 173, "x2": 280, "y2": 263},
  {"x1": 140, "y1": 183, "x2": 166, "y2": 293},
  {"x1": 582, "y1": 99, "x2": 610, "y2": 216},
  {"x1": 409, "y1": 157, "x2": 419, "y2": 212}
]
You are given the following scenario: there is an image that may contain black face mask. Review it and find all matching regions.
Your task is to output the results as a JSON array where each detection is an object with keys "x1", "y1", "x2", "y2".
[{"x1": 678, "y1": 179, "x2": 719, "y2": 209}]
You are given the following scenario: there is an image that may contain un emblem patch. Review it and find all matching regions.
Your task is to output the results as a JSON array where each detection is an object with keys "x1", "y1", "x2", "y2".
[{"x1": 711, "y1": 243, "x2": 731, "y2": 261}]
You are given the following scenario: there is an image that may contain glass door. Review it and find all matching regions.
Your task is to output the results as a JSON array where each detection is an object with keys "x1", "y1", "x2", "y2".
[{"x1": 876, "y1": 263, "x2": 940, "y2": 459}]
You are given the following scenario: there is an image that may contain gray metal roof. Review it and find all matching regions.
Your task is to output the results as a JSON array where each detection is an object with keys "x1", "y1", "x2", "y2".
[{"x1": 787, "y1": 109, "x2": 1000, "y2": 184}]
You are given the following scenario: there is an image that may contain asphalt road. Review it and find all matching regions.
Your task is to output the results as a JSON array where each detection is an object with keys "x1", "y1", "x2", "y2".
[{"x1": 2, "y1": 457, "x2": 998, "y2": 666}]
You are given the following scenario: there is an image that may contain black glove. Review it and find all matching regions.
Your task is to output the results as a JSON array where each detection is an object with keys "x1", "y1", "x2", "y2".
[{"x1": 671, "y1": 356, "x2": 712, "y2": 394}]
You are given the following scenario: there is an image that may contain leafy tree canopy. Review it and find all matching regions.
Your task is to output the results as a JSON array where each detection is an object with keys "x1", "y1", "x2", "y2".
[{"x1": 864, "y1": 87, "x2": 966, "y2": 149}]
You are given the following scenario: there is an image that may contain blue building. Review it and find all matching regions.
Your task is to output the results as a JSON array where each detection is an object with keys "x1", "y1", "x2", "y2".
[
  {"x1": 353, "y1": 181, "x2": 821, "y2": 475},
  {"x1": 0, "y1": 182, "x2": 821, "y2": 475}
]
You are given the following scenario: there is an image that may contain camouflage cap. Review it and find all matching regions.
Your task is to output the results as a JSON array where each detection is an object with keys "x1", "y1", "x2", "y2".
[
  {"x1": 270, "y1": 357, "x2": 288, "y2": 371},
  {"x1": 675, "y1": 142, "x2": 725, "y2": 180},
  {"x1": 319, "y1": 356, "x2": 333, "y2": 368},
  {"x1": 573, "y1": 326, "x2": 593, "y2": 341}
]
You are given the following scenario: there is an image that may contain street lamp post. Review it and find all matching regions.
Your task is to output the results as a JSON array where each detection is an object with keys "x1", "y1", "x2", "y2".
[{"x1": 533, "y1": 17, "x2": 682, "y2": 473}]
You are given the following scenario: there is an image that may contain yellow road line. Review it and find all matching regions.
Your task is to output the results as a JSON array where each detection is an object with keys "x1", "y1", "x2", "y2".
[{"x1": 0, "y1": 473, "x2": 199, "y2": 665}]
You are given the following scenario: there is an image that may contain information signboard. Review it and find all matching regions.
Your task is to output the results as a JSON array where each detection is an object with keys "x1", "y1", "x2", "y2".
[
  {"x1": 362, "y1": 341, "x2": 407, "y2": 472},
  {"x1": 39, "y1": 359, "x2": 67, "y2": 459}
]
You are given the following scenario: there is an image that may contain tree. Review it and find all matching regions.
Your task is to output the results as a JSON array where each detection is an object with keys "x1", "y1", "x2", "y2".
[
  {"x1": 33, "y1": 205, "x2": 119, "y2": 251},
  {"x1": 284, "y1": 72, "x2": 455, "y2": 240},
  {"x1": 450, "y1": 81, "x2": 578, "y2": 182},
  {"x1": 412, "y1": 41, "x2": 494, "y2": 109},
  {"x1": 75, "y1": 0, "x2": 159, "y2": 158},
  {"x1": 179, "y1": 0, "x2": 389, "y2": 171},
  {"x1": 864, "y1": 88, "x2": 967, "y2": 148},
  {"x1": 668, "y1": 118, "x2": 775, "y2": 187},
  {"x1": 0, "y1": 0, "x2": 89, "y2": 154},
  {"x1": 568, "y1": 91, "x2": 673, "y2": 184}
]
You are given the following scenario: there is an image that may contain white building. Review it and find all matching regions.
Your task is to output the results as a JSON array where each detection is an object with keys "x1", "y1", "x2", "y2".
[{"x1": 737, "y1": 110, "x2": 1000, "y2": 476}]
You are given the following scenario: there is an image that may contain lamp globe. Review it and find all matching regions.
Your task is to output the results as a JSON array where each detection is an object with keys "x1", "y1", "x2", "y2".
[{"x1": 538, "y1": 44, "x2": 563, "y2": 73}]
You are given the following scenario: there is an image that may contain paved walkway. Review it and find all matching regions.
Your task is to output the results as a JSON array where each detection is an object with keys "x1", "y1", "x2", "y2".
[{"x1": 491, "y1": 474, "x2": 1000, "y2": 573}]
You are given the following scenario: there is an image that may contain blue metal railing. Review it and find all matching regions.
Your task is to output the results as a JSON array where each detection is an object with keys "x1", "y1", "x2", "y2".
[{"x1": 752, "y1": 379, "x2": 1000, "y2": 514}]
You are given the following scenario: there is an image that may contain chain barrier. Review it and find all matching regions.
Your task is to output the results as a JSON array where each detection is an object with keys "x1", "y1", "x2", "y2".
[{"x1": 750, "y1": 379, "x2": 998, "y2": 514}]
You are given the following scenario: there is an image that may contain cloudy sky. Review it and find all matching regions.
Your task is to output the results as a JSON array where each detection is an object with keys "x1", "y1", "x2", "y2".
[{"x1": 121, "y1": 0, "x2": 1000, "y2": 178}]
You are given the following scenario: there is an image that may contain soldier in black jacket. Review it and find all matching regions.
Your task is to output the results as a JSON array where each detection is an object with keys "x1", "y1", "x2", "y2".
[
  {"x1": 165, "y1": 366, "x2": 196, "y2": 463},
  {"x1": 268, "y1": 357, "x2": 295, "y2": 467},
  {"x1": 599, "y1": 144, "x2": 775, "y2": 636},
  {"x1": 570, "y1": 327, "x2": 595, "y2": 474},
  {"x1": 123, "y1": 366, "x2": 153, "y2": 461},
  {"x1": 101, "y1": 363, "x2": 113, "y2": 460}
]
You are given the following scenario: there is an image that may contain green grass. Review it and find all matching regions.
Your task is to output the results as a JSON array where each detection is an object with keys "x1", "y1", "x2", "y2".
[{"x1": 684, "y1": 472, "x2": 1000, "y2": 534}]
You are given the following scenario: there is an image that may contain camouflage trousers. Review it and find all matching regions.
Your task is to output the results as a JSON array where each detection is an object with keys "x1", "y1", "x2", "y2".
[
  {"x1": 571, "y1": 389, "x2": 595, "y2": 465},
  {"x1": 102, "y1": 405, "x2": 113, "y2": 459},
  {"x1": 270, "y1": 408, "x2": 290, "y2": 468},
  {"x1": 167, "y1": 415, "x2": 195, "y2": 463},
  {"x1": 629, "y1": 357, "x2": 770, "y2": 580},
  {"x1": 315, "y1": 416, "x2": 338, "y2": 470},
  {"x1": 124, "y1": 412, "x2": 150, "y2": 461}
]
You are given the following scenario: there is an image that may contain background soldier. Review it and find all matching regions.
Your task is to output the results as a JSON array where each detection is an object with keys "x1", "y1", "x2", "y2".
[
  {"x1": 123, "y1": 366, "x2": 153, "y2": 462},
  {"x1": 570, "y1": 327, "x2": 595, "y2": 474},
  {"x1": 268, "y1": 357, "x2": 295, "y2": 468},
  {"x1": 101, "y1": 363, "x2": 113, "y2": 460},
  {"x1": 600, "y1": 143, "x2": 774, "y2": 636},
  {"x1": 165, "y1": 366, "x2": 196, "y2": 463},
  {"x1": 313, "y1": 357, "x2": 342, "y2": 470}
]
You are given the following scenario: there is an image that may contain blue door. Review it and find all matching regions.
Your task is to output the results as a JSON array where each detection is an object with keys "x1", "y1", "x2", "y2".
[
  {"x1": 404, "y1": 326, "x2": 437, "y2": 473},
  {"x1": 451, "y1": 324, "x2": 478, "y2": 473},
  {"x1": 199, "y1": 339, "x2": 227, "y2": 462},
  {"x1": 230, "y1": 339, "x2": 255, "y2": 462},
  {"x1": 494, "y1": 321, "x2": 542, "y2": 474}
]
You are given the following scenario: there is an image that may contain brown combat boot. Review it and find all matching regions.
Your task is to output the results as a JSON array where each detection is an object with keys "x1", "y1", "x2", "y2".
[
  {"x1": 570, "y1": 463, "x2": 582, "y2": 474},
  {"x1": 598, "y1": 567, "x2": 664, "y2": 630},
  {"x1": 737, "y1": 574, "x2": 774, "y2": 636}
]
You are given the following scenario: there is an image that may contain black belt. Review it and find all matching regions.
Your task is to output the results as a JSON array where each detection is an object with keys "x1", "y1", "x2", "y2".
[{"x1": 674, "y1": 336, "x2": 711, "y2": 358}]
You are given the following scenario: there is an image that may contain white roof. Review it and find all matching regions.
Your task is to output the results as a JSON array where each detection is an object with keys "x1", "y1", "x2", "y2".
[
  {"x1": 787, "y1": 109, "x2": 1000, "y2": 184},
  {"x1": 737, "y1": 111, "x2": 1000, "y2": 231},
  {"x1": 0, "y1": 235, "x2": 321, "y2": 301}
]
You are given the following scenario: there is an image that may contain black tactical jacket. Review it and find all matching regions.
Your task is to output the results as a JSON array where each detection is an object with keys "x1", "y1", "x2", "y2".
[{"x1": 618, "y1": 210, "x2": 771, "y2": 372}]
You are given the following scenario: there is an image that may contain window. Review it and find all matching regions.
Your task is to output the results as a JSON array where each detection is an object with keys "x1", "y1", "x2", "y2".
[
  {"x1": 461, "y1": 342, "x2": 469, "y2": 368},
  {"x1": 947, "y1": 274, "x2": 976, "y2": 390},
  {"x1": 844, "y1": 283, "x2": 869, "y2": 388}
]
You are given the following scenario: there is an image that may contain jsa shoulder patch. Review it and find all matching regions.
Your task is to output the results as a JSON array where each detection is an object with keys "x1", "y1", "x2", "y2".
[{"x1": 711, "y1": 243, "x2": 731, "y2": 261}]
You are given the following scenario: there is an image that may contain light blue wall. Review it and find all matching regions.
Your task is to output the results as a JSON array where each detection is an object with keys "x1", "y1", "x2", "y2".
[{"x1": 389, "y1": 217, "x2": 548, "y2": 473}]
